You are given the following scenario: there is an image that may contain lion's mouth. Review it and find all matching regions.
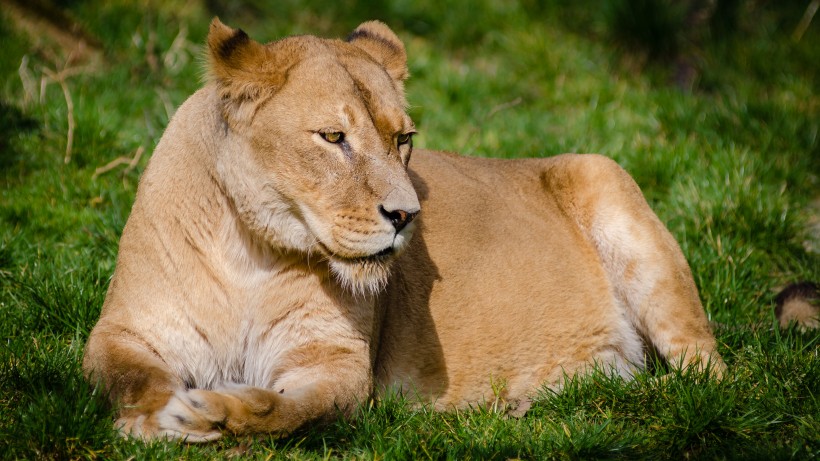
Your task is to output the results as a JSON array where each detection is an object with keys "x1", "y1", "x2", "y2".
[
  {"x1": 318, "y1": 242, "x2": 395, "y2": 264},
  {"x1": 369, "y1": 246, "x2": 395, "y2": 259}
]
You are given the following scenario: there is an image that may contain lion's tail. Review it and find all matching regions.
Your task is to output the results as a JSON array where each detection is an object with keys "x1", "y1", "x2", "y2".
[{"x1": 775, "y1": 281, "x2": 819, "y2": 331}]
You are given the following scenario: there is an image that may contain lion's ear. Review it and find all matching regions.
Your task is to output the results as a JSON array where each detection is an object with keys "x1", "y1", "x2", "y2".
[
  {"x1": 208, "y1": 18, "x2": 266, "y2": 94},
  {"x1": 206, "y1": 17, "x2": 288, "y2": 122},
  {"x1": 347, "y1": 21, "x2": 408, "y2": 83}
]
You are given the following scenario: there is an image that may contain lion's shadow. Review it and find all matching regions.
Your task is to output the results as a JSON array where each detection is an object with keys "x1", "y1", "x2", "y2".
[{"x1": 373, "y1": 168, "x2": 448, "y2": 401}]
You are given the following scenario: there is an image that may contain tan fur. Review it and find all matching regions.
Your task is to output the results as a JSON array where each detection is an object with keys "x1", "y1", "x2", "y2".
[
  {"x1": 775, "y1": 282, "x2": 820, "y2": 331},
  {"x1": 83, "y1": 19, "x2": 725, "y2": 442},
  {"x1": 779, "y1": 299, "x2": 820, "y2": 330}
]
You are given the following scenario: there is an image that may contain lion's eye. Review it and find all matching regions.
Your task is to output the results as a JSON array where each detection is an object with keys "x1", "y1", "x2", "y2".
[
  {"x1": 321, "y1": 132, "x2": 344, "y2": 143},
  {"x1": 397, "y1": 132, "x2": 413, "y2": 146}
]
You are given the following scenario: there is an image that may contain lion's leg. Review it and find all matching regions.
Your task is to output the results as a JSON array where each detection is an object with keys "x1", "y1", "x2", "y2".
[
  {"x1": 82, "y1": 330, "x2": 196, "y2": 440},
  {"x1": 154, "y1": 342, "x2": 372, "y2": 439},
  {"x1": 542, "y1": 154, "x2": 725, "y2": 376}
]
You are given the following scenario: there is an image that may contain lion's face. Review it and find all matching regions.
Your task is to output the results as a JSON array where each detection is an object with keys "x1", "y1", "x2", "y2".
[{"x1": 208, "y1": 20, "x2": 419, "y2": 294}]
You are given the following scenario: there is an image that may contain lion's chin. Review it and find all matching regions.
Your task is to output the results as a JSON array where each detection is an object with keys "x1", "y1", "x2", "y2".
[{"x1": 328, "y1": 256, "x2": 394, "y2": 296}]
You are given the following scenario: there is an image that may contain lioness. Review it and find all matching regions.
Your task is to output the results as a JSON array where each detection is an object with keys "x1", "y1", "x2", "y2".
[{"x1": 84, "y1": 19, "x2": 725, "y2": 441}]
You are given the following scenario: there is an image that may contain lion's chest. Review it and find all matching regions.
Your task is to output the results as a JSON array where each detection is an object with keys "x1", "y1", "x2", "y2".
[{"x1": 156, "y1": 261, "x2": 370, "y2": 390}]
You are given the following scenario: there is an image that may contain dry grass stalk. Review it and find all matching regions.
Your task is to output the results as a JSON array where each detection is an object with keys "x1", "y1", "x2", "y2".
[
  {"x1": 18, "y1": 56, "x2": 37, "y2": 106},
  {"x1": 20, "y1": 48, "x2": 89, "y2": 165},
  {"x1": 92, "y1": 146, "x2": 146, "y2": 179},
  {"x1": 793, "y1": 0, "x2": 819, "y2": 42},
  {"x1": 40, "y1": 64, "x2": 80, "y2": 164}
]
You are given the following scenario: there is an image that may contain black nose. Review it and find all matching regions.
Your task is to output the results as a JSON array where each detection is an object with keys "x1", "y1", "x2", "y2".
[{"x1": 379, "y1": 205, "x2": 418, "y2": 233}]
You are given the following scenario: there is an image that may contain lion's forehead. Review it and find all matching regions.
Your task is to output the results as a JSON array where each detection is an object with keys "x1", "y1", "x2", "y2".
[{"x1": 286, "y1": 53, "x2": 410, "y2": 134}]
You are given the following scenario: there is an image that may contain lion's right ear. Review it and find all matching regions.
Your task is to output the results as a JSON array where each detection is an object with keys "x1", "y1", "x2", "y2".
[{"x1": 206, "y1": 18, "x2": 288, "y2": 122}]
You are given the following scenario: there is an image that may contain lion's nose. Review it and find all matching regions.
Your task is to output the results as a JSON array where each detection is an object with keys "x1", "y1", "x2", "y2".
[{"x1": 379, "y1": 205, "x2": 418, "y2": 233}]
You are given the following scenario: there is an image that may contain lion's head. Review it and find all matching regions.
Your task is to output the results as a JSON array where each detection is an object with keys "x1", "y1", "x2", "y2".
[{"x1": 205, "y1": 19, "x2": 419, "y2": 294}]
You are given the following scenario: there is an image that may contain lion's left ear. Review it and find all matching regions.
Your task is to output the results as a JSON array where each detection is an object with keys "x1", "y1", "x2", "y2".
[{"x1": 347, "y1": 21, "x2": 408, "y2": 83}]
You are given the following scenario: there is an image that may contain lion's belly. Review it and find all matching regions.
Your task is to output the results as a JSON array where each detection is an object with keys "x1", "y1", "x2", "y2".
[{"x1": 376, "y1": 151, "x2": 644, "y2": 406}]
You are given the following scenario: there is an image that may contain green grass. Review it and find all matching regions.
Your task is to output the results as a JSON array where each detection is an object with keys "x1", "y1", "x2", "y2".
[{"x1": 1, "y1": 0, "x2": 818, "y2": 459}]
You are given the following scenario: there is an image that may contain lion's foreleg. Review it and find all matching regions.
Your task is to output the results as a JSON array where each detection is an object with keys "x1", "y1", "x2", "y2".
[
  {"x1": 83, "y1": 330, "x2": 188, "y2": 440},
  {"x1": 155, "y1": 345, "x2": 372, "y2": 439}
]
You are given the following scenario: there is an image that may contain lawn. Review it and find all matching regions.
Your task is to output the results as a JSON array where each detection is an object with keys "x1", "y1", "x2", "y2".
[{"x1": 1, "y1": 0, "x2": 818, "y2": 459}]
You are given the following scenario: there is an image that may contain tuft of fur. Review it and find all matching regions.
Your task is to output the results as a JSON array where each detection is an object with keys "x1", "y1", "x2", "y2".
[
  {"x1": 775, "y1": 282, "x2": 820, "y2": 330},
  {"x1": 329, "y1": 258, "x2": 392, "y2": 297}
]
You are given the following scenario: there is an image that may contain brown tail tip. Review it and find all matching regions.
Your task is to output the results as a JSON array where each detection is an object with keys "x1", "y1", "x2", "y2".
[{"x1": 774, "y1": 282, "x2": 820, "y2": 330}]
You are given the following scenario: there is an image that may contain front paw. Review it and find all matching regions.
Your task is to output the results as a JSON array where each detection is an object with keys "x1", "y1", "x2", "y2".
[
  {"x1": 115, "y1": 413, "x2": 153, "y2": 440},
  {"x1": 115, "y1": 411, "x2": 218, "y2": 443},
  {"x1": 154, "y1": 389, "x2": 227, "y2": 442}
]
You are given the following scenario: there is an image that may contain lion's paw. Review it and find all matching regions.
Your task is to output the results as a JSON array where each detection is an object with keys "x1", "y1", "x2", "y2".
[
  {"x1": 115, "y1": 411, "x2": 217, "y2": 443},
  {"x1": 115, "y1": 414, "x2": 152, "y2": 439},
  {"x1": 154, "y1": 389, "x2": 226, "y2": 442}
]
